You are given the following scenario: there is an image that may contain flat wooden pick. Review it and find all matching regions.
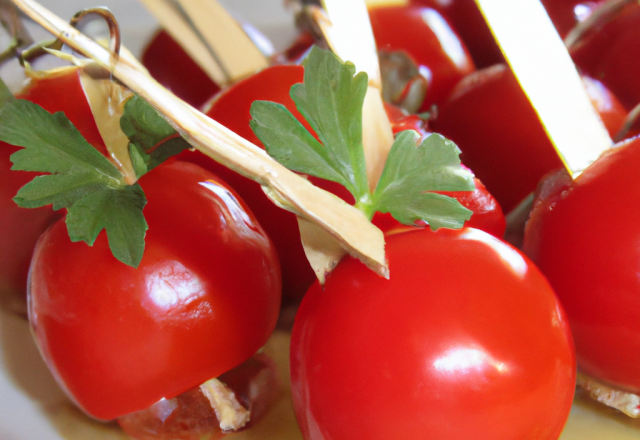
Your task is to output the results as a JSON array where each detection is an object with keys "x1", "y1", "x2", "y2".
[
  {"x1": 318, "y1": 0, "x2": 394, "y2": 190},
  {"x1": 474, "y1": 0, "x2": 613, "y2": 178},
  {"x1": 364, "y1": 0, "x2": 408, "y2": 8},
  {"x1": 137, "y1": 0, "x2": 269, "y2": 86}
]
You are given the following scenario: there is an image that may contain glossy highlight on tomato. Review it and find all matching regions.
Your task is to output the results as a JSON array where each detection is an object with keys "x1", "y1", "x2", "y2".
[
  {"x1": 540, "y1": 0, "x2": 604, "y2": 38},
  {"x1": 28, "y1": 161, "x2": 281, "y2": 420},
  {"x1": 181, "y1": 64, "x2": 318, "y2": 300},
  {"x1": 523, "y1": 137, "x2": 640, "y2": 394},
  {"x1": 291, "y1": 227, "x2": 576, "y2": 440}
]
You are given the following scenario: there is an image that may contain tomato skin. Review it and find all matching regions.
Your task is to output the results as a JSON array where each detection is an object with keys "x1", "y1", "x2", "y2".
[
  {"x1": 181, "y1": 65, "x2": 318, "y2": 300},
  {"x1": 436, "y1": 173, "x2": 505, "y2": 237},
  {"x1": 523, "y1": 137, "x2": 640, "y2": 393},
  {"x1": 291, "y1": 228, "x2": 575, "y2": 440},
  {"x1": 0, "y1": 144, "x2": 60, "y2": 297},
  {"x1": 141, "y1": 30, "x2": 221, "y2": 109},
  {"x1": 380, "y1": 108, "x2": 505, "y2": 237},
  {"x1": 540, "y1": 0, "x2": 603, "y2": 38},
  {"x1": 570, "y1": 1, "x2": 640, "y2": 109},
  {"x1": 410, "y1": 0, "x2": 503, "y2": 68},
  {"x1": 28, "y1": 161, "x2": 281, "y2": 420},
  {"x1": 431, "y1": 63, "x2": 626, "y2": 213},
  {"x1": 1, "y1": 68, "x2": 104, "y2": 298},
  {"x1": 368, "y1": 5, "x2": 475, "y2": 110}
]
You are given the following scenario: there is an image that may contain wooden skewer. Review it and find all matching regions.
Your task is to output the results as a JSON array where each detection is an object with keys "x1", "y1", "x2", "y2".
[
  {"x1": 136, "y1": 0, "x2": 269, "y2": 86},
  {"x1": 0, "y1": 0, "x2": 33, "y2": 62},
  {"x1": 293, "y1": 0, "x2": 395, "y2": 280},
  {"x1": 474, "y1": 0, "x2": 612, "y2": 179},
  {"x1": 10, "y1": 0, "x2": 389, "y2": 280},
  {"x1": 317, "y1": 0, "x2": 395, "y2": 190}
]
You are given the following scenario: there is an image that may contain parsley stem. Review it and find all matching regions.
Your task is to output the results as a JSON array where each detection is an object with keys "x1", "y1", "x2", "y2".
[{"x1": 355, "y1": 196, "x2": 376, "y2": 222}]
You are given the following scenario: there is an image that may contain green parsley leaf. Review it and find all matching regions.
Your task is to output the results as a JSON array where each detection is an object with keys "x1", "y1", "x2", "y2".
[
  {"x1": 251, "y1": 46, "x2": 369, "y2": 200},
  {"x1": 66, "y1": 183, "x2": 147, "y2": 266},
  {"x1": 121, "y1": 94, "x2": 191, "y2": 178},
  {"x1": 0, "y1": 99, "x2": 148, "y2": 268},
  {"x1": 0, "y1": 77, "x2": 15, "y2": 107},
  {"x1": 250, "y1": 101, "x2": 350, "y2": 188},
  {"x1": 250, "y1": 46, "x2": 474, "y2": 230},
  {"x1": 120, "y1": 94, "x2": 176, "y2": 150},
  {"x1": 372, "y1": 131, "x2": 474, "y2": 229},
  {"x1": 5, "y1": 101, "x2": 122, "y2": 179}
]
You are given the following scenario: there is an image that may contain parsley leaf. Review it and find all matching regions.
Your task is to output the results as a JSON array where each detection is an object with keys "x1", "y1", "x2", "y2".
[
  {"x1": 120, "y1": 94, "x2": 176, "y2": 149},
  {"x1": 120, "y1": 95, "x2": 191, "y2": 178},
  {"x1": 250, "y1": 101, "x2": 350, "y2": 188},
  {"x1": 372, "y1": 131, "x2": 474, "y2": 229},
  {"x1": 0, "y1": 77, "x2": 14, "y2": 107},
  {"x1": 0, "y1": 98, "x2": 148, "y2": 267},
  {"x1": 66, "y1": 184, "x2": 147, "y2": 266},
  {"x1": 251, "y1": 46, "x2": 369, "y2": 200},
  {"x1": 250, "y1": 46, "x2": 474, "y2": 230}
]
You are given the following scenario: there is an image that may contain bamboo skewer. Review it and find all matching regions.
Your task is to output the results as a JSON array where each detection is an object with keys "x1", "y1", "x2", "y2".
[
  {"x1": 317, "y1": 0, "x2": 395, "y2": 190},
  {"x1": 10, "y1": 0, "x2": 389, "y2": 279},
  {"x1": 290, "y1": 0, "x2": 395, "y2": 280},
  {"x1": 136, "y1": 0, "x2": 269, "y2": 86},
  {"x1": 474, "y1": 0, "x2": 612, "y2": 179}
]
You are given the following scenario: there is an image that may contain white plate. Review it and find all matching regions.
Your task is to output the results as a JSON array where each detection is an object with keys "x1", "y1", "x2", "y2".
[{"x1": 1, "y1": 1, "x2": 639, "y2": 439}]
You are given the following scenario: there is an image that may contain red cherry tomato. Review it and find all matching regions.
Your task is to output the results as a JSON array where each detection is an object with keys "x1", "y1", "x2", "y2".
[
  {"x1": 181, "y1": 65, "x2": 318, "y2": 300},
  {"x1": 540, "y1": 0, "x2": 604, "y2": 38},
  {"x1": 141, "y1": 30, "x2": 221, "y2": 109},
  {"x1": 291, "y1": 227, "x2": 576, "y2": 440},
  {"x1": 410, "y1": 0, "x2": 504, "y2": 68},
  {"x1": 0, "y1": 144, "x2": 60, "y2": 298},
  {"x1": 185, "y1": 64, "x2": 504, "y2": 298},
  {"x1": 28, "y1": 161, "x2": 281, "y2": 420},
  {"x1": 431, "y1": 63, "x2": 626, "y2": 213},
  {"x1": 380, "y1": 106, "x2": 506, "y2": 237},
  {"x1": 523, "y1": 137, "x2": 640, "y2": 393},
  {"x1": 1, "y1": 68, "x2": 105, "y2": 298},
  {"x1": 368, "y1": 4, "x2": 475, "y2": 110},
  {"x1": 570, "y1": 0, "x2": 640, "y2": 109}
]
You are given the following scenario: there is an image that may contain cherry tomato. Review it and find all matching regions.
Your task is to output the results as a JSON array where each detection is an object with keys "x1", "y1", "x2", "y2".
[
  {"x1": 1, "y1": 68, "x2": 105, "y2": 299},
  {"x1": 181, "y1": 65, "x2": 318, "y2": 300},
  {"x1": 523, "y1": 137, "x2": 640, "y2": 393},
  {"x1": 184, "y1": 64, "x2": 504, "y2": 299},
  {"x1": 141, "y1": 30, "x2": 221, "y2": 109},
  {"x1": 0, "y1": 144, "x2": 60, "y2": 299},
  {"x1": 409, "y1": 0, "x2": 503, "y2": 68},
  {"x1": 430, "y1": 63, "x2": 626, "y2": 213},
  {"x1": 291, "y1": 227, "x2": 576, "y2": 440},
  {"x1": 368, "y1": 4, "x2": 475, "y2": 110},
  {"x1": 570, "y1": 0, "x2": 640, "y2": 109},
  {"x1": 28, "y1": 161, "x2": 281, "y2": 420},
  {"x1": 117, "y1": 352, "x2": 279, "y2": 440},
  {"x1": 540, "y1": 0, "x2": 604, "y2": 38},
  {"x1": 377, "y1": 106, "x2": 506, "y2": 237}
]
